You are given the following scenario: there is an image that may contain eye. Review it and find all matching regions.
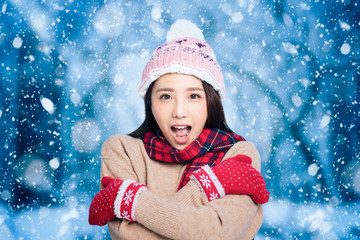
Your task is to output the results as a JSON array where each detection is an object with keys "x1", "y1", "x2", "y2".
[
  {"x1": 160, "y1": 94, "x2": 171, "y2": 100},
  {"x1": 190, "y1": 94, "x2": 201, "y2": 99}
]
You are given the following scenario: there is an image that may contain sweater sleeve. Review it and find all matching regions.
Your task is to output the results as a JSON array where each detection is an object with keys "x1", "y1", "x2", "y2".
[
  {"x1": 100, "y1": 135, "x2": 165, "y2": 240},
  {"x1": 100, "y1": 135, "x2": 263, "y2": 240},
  {"x1": 134, "y1": 141, "x2": 263, "y2": 240}
]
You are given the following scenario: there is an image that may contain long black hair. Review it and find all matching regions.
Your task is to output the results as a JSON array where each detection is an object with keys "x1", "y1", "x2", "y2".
[{"x1": 128, "y1": 80, "x2": 233, "y2": 138}]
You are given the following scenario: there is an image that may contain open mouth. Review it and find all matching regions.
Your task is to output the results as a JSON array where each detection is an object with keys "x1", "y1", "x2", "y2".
[{"x1": 171, "y1": 126, "x2": 191, "y2": 140}]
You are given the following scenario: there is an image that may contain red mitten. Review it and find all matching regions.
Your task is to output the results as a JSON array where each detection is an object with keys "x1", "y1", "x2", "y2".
[
  {"x1": 88, "y1": 177, "x2": 148, "y2": 226},
  {"x1": 190, "y1": 155, "x2": 269, "y2": 204}
]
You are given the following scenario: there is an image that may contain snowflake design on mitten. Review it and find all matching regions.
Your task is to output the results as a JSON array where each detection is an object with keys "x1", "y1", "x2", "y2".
[
  {"x1": 209, "y1": 192, "x2": 219, "y2": 201},
  {"x1": 123, "y1": 189, "x2": 134, "y2": 205},
  {"x1": 199, "y1": 174, "x2": 212, "y2": 189},
  {"x1": 121, "y1": 211, "x2": 130, "y2": 219}
]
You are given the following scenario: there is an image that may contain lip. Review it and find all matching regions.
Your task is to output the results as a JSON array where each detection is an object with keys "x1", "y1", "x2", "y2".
[{"x1": 171, "y1": 125, "x2": 192, "y2": 145}]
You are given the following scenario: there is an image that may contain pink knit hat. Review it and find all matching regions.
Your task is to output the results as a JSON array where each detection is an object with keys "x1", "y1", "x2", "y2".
[{"x1": 139, "y1": 20, "x2": 225, "y2": 100}]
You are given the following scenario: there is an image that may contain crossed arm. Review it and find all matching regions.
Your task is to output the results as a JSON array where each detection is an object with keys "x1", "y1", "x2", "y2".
[{"x1": 90, "y1": 134, "x2": 266, "y2": 240}]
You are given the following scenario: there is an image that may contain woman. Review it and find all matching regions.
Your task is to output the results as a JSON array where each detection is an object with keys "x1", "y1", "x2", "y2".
[{"x1": 88, "y1": 20, "x2": 269, "y2": 240}]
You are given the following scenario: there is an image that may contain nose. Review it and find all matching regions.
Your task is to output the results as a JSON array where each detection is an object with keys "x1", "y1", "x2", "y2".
[{"x1": 172, "y1": 99, "x2": 188, "y2": 119}]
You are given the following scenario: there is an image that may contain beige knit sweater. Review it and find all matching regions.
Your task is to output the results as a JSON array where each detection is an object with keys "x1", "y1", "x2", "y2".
[{"x1": 100, "y1": 134, "x2": 264, "y2": 240}]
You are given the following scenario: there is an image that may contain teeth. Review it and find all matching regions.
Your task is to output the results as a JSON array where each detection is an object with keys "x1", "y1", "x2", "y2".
[
  {"x1": 173, "y1": 126, "x2": 187, "y2": 129},
  {"x1": 172, "y1": 126, "x2": 190, "y2": 139}
]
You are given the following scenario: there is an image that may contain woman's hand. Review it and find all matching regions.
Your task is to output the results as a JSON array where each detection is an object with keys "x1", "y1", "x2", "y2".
[
  {"x1": 89, "y1": 176, "x2": 148, "y2": 226},
  {"x1": 190, "y1": 154, "x2": 269, "y2": 204}
]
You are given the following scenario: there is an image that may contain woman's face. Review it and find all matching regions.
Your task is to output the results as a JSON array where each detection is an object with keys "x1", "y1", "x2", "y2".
[{"x1": 151, "y1": 73, "x2": 208, "y2": 150}]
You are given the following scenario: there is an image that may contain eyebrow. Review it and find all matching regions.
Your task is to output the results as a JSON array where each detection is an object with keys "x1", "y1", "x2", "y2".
[{"x1": 156, "y1": 87, "x2": 205, "y2": 93}]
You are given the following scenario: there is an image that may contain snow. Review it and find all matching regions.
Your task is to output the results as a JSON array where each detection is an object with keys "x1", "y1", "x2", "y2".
[
  {"x1": 114, "y1": 72, "x2": 124, "y2": 85},
  {"x1": 291, "y1": 95, "x2": 302, "y2": 107},
  {"x1": 70, "y1": 91, "x2": 81, "y2": 105},
  {"x1": 40, "y1": 96, "x2": 56, "y2": 114},
  {"x1": 319, "y1": 114, "x2": 331, "y2": 129},
  {"x1": 231, "y1": 12, "x2": 244, "y2": 23},
  {"x1": 12, "y1": 37, "x2": 22, "y2": 49},
  {"x1": 151, "y1": 5, "x2": 162, "y2": 22},
  {"x1": 308, "y1": 163, "x2": 319, "y2": 176},
  {"x1": 49, "y1": 157, "x2": 60, "y2": 170},
  {"x1": 282, "y1": 42, "x2": 299, "y2": 56},
  {"x1": 71, "y1": 119, "x2": 102, "y2": 153},
  {"x1": 1, "y1": 190, "x2": 11, "y2": 201},
  {"x1": 29, "y1": 11, "x2": 50, "y2": 41},
  {"x1": 340, "y1": 43, "x2": 351, "y2": 55},
  {"x1": 0, "y1": 0, "x2": 359, "y2": 239},
  {"x1": 354, "y1": 170, "x2": 360, "y2": 193},
  {"x1": 94, "y1": 3, "x2": 126, "y2": 38},
  {"x1": 339, "y1": 21, "x2": 351, "y2": 31},
  {"x1": 260, "y1": 200, "x2": 360, "y2": 240},
  {"x1": 1, "y1": 2, "x2": 7, "y2": 13}
]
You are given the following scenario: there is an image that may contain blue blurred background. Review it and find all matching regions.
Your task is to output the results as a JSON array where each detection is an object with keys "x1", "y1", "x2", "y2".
[{"x1": 0, "y1": 0, "x2": 359, "y2": 239}]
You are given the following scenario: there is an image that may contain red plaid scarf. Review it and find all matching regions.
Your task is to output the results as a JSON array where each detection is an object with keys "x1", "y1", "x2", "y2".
[{"x1": 143, "y1": 128, "x2": 245, "y2": 189}]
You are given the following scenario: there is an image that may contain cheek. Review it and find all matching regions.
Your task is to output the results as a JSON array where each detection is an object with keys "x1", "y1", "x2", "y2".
[
  {"x1": 151, "y1": 101, "x2": 166, "y2": 124},
  {"x1": 193, "y1": 102, "x2": 208, "y2": 125},
  {"x1": 202, "y1": 103, "x2": 208, "y2": 125},
  {"x1": 200, "y1": 108, "x2": 208, "y2": 125}
]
